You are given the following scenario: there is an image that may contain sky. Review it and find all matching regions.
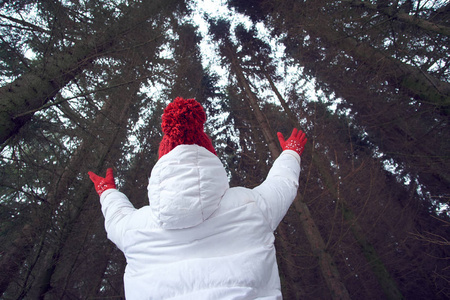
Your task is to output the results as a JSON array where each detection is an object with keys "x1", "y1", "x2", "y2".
[{"x1": 186, "y1": 0, "x2": 324, "y2": 106}]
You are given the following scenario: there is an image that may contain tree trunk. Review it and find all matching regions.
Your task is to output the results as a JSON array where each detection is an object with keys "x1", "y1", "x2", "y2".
[
  {"x1": 0, "y1": 0, "x2": 182, "y2": 146},
  {"x1": 313, "y1": 151, "x2": 404, "y2": 300},
  {"x1": 0, "y1": 35, "x2": 113, "y2": 145},
  {"x1": 0, "y1": 224, "x2": 34, "y2": 295},
  {"x1": 263, "y1": 64, "x2": 404, "y2": 299},
  {"x1": 266, "y1": 69, "x2": 404, "y2": 299},
  {"x1": 260, "y1": 66, "x2": 299, "y2": 127},
  {"x1": 293, "y1": 196, "x2": 352, "y2": 300},
  {"x1": 230, "y1": 53, "x2": 280, "y2": 156},
  {"x1": 228, "y1": 42, "x2": 351, "y2": 300}
]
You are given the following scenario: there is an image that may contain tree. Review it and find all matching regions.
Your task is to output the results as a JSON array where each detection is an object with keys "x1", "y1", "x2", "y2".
[
  {"x1": 0, "y1": 1, "x2": 188, "y2": 298},
  {"x1": 2, "y1": 1, "x2": 449, "y2": 299},
  {"x1": 228, "y1": 0, "x2": 450, "y2": 298},
  {"x1": 209, "y1": 18, "x2": 352, "y2": 300},
  {"x1": 228, "y1": 0, "x2": 450, "y2": 205},
  {"x1": 0, "y1": 0, "x2": 184, "y2": 146}
]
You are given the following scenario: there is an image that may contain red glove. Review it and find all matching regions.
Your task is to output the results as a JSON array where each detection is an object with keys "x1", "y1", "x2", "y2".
[
  {"x1": 277, "y1": 128, "x2": 307, "y2": 156},
  {"x1": 88, "y1": 168, "x2": 116, "y2": 196}
]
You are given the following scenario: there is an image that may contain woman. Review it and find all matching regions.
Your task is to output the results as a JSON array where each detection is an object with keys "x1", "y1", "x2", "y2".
[{"x1": 88, "y1": 97, "x2": 307, "y2": 299}]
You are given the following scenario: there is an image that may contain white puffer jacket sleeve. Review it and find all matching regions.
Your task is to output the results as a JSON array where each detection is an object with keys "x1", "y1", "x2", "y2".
[
  {"x1": 253, "y1": 150, "x2": 301, "y2": 230},
  {"x1": 100, "y1": 189, "x2": 136, "y2": 251}
]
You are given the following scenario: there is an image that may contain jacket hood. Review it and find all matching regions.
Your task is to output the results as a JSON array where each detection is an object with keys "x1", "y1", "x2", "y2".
[{"x1": 147, "y1": 144, "x2": 229, "y2": 229}]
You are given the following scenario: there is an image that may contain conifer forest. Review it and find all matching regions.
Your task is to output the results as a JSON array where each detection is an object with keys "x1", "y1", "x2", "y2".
[{"x1": 0, "y1": 0, "x2": 449, "y2": 299}]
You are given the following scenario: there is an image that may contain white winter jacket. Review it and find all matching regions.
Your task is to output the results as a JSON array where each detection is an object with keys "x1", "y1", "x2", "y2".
[{"x1": 100, "y1": 144, "x2": 301, "y2": 300}]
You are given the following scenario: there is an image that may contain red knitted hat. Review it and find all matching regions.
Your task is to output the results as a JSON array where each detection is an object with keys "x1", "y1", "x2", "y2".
[{"x1": 158, "y1": 97, "x2": 217, "y2": 158}]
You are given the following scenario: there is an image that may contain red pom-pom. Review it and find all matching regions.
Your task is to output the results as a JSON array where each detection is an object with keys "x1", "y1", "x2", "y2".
[
  {"x1": 161, "y1": 97, "x2": 206, "y2": 143},
  {"x1": 158, "y1": 97, "x2": 216, "y2": 159}
]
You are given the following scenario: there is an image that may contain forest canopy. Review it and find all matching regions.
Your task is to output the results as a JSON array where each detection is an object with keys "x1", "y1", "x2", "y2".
[{"x1": 0, "y1": 0, "x2": 449, "y2": 299}]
